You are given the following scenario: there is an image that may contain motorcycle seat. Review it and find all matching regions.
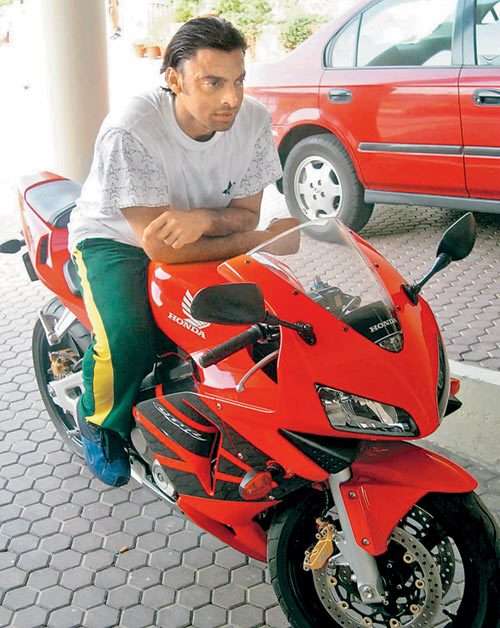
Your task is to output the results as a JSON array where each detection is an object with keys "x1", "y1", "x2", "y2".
[{"x1": 25, "y1": 179, "x2": 82, "y2": 228}]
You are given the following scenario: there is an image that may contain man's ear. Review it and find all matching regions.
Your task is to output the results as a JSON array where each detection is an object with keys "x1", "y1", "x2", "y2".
[{"x1": 166, "y1": 67, "x2": 182, "y2": 95}]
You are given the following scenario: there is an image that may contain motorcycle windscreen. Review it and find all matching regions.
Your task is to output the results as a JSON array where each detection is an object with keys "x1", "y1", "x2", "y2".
[{"x1": 248, "y1": 219, "x2": 403, "y2": 352}]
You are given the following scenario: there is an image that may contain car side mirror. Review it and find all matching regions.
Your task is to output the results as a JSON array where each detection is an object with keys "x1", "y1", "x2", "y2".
[
  {"x1": 403, "y1": 212, "x2": 476, "y2": 305},
  {"x1": 190, "y1": 283, "x2": 266, "y2": 325}
]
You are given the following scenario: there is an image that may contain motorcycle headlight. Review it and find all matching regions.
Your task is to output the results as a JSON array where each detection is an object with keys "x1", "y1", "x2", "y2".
[{"x1": 317, "y1": 385, "x2": 419, "y2": 437}]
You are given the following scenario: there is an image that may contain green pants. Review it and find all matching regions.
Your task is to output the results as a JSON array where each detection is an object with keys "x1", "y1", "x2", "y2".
[{"x1": 73, "y1": 238, "x2": 157, "y2": 439}]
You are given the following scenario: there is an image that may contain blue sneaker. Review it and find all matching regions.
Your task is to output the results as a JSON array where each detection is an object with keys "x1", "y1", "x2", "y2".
[{"x1": 76, "y1": 405, "x2": 130, "y2": 487}]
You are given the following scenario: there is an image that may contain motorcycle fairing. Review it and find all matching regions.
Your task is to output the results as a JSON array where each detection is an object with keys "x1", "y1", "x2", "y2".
[
  {"x1": 178, "y1": 495, "x2": 270, "y2": 562},
  {"x1": 339, "y1": 441, "x2": 478, "y2": 556},
  {"x1": 18, "y1": 172, "x2": 90, "y2": 327},
  {"x1": 217, "y1": 252, "x2": 445, "y2": 439},
  {"x1": 134, "y1": 390, "x2": 319, "y2": 560},
  {"x1": 134, "y1": 391, "x2": 311, "y2": 502}
]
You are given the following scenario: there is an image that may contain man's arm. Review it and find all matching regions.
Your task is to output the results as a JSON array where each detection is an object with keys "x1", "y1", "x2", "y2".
[
  {"x1": 143, "y1": 192, "x2": 263, "y2": 246},
  {"x1": 139, "y1": 190, "x2": 263, "y2": 251},
  {"x1": 122, "y1": 195, "x2": 297, "y2": 264}
]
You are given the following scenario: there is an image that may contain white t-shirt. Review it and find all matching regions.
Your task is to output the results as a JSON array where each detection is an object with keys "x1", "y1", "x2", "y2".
[{"x1": 67, "y1": 87, "x2": 282, "y2": 252}]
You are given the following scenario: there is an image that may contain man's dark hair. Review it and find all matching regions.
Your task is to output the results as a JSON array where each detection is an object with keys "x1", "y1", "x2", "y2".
[{"x1": 160, "y1": 16, "x2": 247, "y2": 75}]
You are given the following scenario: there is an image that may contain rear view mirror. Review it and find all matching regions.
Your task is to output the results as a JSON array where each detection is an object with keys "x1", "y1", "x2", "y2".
[
  {"x1": 0, "y1": 238, "x2": 24, "y2": 254},
  {"x1": 437, "y1": 212, "x2": 476, "y2": 261},
  {"x1": 403, "y1": 212, "x2": 476, "y2": 305},
  {"x1": 190, "y1": 283, "x2": 266, "y2": 325}
]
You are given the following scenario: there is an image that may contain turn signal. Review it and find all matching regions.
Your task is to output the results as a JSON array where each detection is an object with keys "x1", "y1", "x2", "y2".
[
  {"x1": 239, "y1": 470, "x2": 273, "y2": 500},
  {"x1": 450, "y1": 378, "x2": 460, "y2": 396}
]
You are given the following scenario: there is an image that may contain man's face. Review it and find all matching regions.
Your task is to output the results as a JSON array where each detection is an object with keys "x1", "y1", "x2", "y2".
[{"x1": 167, "y1": 47, "x2": 246, "y2": 140}]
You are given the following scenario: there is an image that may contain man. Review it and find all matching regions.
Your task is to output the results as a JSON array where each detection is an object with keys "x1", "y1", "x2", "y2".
[{"x1": 67, "y1": 16, "x2": 296, "y2": 487}]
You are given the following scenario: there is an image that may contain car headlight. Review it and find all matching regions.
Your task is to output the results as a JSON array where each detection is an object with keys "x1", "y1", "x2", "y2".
[{"x1": 317, "y1": 385, "x2": 419, "y2": 437}]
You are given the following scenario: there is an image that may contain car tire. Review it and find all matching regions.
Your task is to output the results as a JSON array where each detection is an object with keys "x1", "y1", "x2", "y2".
[{"x1": 283, "y1": 133, "x2": 373, "y2": 233}]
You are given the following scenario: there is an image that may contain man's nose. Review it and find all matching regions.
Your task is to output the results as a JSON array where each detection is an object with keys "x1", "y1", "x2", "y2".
[{"x1": 221, "y1": 85, "x2": 240, "y2": 107}]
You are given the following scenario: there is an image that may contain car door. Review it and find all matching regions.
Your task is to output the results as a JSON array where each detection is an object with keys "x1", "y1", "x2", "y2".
[
  {"x1": 319, "y1": 0, "x2": 466, "y2": 198},
  {"x1": 459, "y1": 0, "x2": 500, "y2": 199}
]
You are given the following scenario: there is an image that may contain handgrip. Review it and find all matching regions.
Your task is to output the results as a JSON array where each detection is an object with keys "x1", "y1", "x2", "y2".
[{"x1": 199, "y1": 325, "x2": 264, "y2": 368}]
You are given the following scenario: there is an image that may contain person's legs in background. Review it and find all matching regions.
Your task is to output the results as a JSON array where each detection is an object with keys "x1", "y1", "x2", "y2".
[{"x1": 109, "y1": 0, "x2": 120, "y2": 38}]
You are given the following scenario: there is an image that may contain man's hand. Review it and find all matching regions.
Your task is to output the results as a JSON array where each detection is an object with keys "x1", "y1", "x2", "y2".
[
  {"x1": 266, "y1": 217, "x2": 300, "y2": 237},
  {"x1": 143, "y1": 209, "x2": 211, "y2": 249},
  {"x1": 262, "y1": 217, "x2": 300, "y2": 255}
]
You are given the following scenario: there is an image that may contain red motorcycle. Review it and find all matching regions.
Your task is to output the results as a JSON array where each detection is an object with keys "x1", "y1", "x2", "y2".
[{"x1": 3, "y1": 171, "x2": 500, "y2": 628}]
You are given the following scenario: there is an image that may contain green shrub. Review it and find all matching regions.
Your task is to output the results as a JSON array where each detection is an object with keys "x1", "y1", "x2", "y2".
[
  {"x1": 171, "y1": 0, "x2": 199, "y2": 23},
  {"x1": 214, "y1": 0, "x2": 272, "y2": 42},
  {"x1": 280, "y1": 14, "x2": 318, "y2": 52}
]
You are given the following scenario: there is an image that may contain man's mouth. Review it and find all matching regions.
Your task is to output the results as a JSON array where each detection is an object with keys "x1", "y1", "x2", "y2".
[{"x1": 214, "y1": 110, "x2": 238, "y2": 118}]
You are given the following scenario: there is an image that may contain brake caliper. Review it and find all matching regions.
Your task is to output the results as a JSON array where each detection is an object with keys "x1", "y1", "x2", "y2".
[{"x1": 303, "y1": 519, "x2": 337, "y2": 571}]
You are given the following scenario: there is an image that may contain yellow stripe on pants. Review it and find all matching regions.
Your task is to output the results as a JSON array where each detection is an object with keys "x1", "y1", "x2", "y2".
[{"x1": 73, "y1": 248, "x2": 114, "y2": 426}]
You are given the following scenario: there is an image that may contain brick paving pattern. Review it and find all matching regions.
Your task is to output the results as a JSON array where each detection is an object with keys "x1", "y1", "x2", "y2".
[{"x1": 1, "y1": 198, "x2": 500, "y2": 628}]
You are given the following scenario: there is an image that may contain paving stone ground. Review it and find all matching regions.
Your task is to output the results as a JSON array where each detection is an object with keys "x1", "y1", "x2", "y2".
[{"x1": 1, "y1": 196, "x2": 500, "y2": 628}]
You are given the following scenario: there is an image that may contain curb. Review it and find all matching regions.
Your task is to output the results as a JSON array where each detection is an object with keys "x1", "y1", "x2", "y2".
[{"x1": 424, "y1": 360, "x2": 500, "y2": 469}]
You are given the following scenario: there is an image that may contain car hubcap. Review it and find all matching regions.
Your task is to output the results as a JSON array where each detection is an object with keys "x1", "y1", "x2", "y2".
[{"x1": 294, "y1": 156, "x2": 342, "y2": 220}]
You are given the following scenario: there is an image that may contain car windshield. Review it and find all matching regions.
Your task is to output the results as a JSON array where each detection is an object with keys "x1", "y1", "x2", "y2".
[{"x1": 248, "y1": 219, "x2": 403, "y2": 352}]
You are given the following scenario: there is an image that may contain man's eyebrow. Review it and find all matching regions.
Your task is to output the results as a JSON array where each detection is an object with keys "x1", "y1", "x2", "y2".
[{"x1": 200, "y1": 71, "x2": 246, "y2": 82}]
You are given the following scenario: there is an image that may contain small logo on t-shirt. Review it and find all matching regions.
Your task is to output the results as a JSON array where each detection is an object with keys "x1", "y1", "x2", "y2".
[{"x1": 223, "y1": 181, "x2": 235, "y2": 195}]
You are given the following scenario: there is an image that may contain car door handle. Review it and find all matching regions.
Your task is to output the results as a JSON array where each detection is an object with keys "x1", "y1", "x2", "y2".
[
  {"x1": 473, "y1": 89, "x2": 500, "y2": 106},
  {"x1": 328, "y1": 88, "x2": 352, "y2": 103}
]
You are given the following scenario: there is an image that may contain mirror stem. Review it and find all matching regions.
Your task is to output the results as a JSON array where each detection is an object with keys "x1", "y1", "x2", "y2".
[
  {"x1": 402, "y1": 253, "x2": 451, "y2": 305},
  {"x1": 264, "y1": 312, "x2": 316, "y2": 345}
]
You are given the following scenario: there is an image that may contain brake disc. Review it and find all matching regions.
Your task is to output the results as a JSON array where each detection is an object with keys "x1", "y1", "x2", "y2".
[
  {"x1": 400, "y1": 505, "x2": 456, "y2": 596},
  {"x1": 312, "y1": 526, "x2": 442, "y2": 628}
]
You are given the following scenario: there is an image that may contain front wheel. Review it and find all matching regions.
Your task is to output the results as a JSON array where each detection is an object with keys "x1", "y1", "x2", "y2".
[
  {"x1": 283, "y1": 134, "x2": 373, "y2": 234},
  {"x1": 268, "y1": 491, "x2": 500, "y2": 628}
]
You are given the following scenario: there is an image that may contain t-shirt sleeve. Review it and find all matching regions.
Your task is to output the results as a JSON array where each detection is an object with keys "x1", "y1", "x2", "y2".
[
  {"x1": 232, "y1": 114, "x2": 283, "y2": 199},
  {"x1": 96, "y1": 127, "x2": 170, "y2": 212}
]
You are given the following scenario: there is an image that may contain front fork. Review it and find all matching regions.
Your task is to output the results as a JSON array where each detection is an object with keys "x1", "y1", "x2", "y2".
[{"x1": 327, "y1": 468, "x2": 385, "y2": 604}]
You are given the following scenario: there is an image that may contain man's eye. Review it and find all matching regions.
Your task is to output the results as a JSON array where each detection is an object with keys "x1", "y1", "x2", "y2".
[{"x1": 207, "y1": 80, "x2": 220, "y2": 88}]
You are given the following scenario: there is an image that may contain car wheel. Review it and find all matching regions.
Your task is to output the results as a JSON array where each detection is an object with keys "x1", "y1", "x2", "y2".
[{"x1": 283, "y1": 134, "x2": 373, "y2": 233}]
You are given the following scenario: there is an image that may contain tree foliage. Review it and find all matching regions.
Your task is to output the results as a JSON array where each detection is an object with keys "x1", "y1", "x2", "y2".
[{"x1": 280, "y1": 14, "x2": 318, "y2": 52}]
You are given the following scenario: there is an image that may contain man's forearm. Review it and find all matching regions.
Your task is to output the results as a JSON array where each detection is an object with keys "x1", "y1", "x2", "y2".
[
  {"x1": 200, "y1": 204, "x2": 260, "y2": 236},
  {"x1": 145, "y1": 228, "x2": 269, "y2": 264}
]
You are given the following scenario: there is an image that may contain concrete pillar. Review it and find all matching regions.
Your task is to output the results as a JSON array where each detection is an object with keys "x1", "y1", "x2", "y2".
[{"x1": 39, "y1": 0, "x2": 109, "y2": 183}]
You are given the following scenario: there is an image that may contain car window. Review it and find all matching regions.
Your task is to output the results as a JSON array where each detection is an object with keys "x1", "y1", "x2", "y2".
[
  {"x1": 475, "y1": 0, "x2": 500, "y2": 65},
  {"x1": 352, "y1": 0, "x2": 457, "y2": 67},
  {"x1": 325, "y1": 16, "x2": 359, "y2": 67}
]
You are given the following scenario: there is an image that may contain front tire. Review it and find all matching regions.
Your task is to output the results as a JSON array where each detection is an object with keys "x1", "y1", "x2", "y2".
[
  {"x1": 268, "y1": 491, "x2": 500, "y2": 628},
  {"x1": 283, "y1": 134, "x2": 373, "y2": 234},
  {"x1": 32, "y1": 298, "x2": 90, "y2": 456}
]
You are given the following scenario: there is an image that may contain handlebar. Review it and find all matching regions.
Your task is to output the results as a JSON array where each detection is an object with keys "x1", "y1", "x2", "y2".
[{"x1": 199, "y1": 325, "x2": 265, "y2": 368}]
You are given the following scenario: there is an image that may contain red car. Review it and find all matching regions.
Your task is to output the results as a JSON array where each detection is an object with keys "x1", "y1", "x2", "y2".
[{"x1": 246, "y1": 0, "x2": 500, "y2": 231}]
